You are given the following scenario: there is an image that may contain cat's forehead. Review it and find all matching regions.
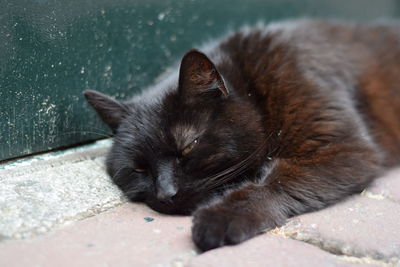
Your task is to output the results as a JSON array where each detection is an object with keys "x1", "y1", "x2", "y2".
[
  {"x1": 129, "y1": 84, "x2": 211, "y2": 150},
  {"x1": 126, "y1": 102, "x2": 201, "y2": 150},
  {"x1": 171, "y1": 123, "x2": 202, "y2": 149}
]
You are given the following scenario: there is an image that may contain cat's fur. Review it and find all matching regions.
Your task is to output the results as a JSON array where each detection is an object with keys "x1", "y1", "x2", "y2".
[{"x1": 84, "y1": 20, "x2": 400, "y2": 251}]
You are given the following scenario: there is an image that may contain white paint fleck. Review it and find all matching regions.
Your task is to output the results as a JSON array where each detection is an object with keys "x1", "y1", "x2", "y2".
[
  {"x1": 170, "y1": 35, "x2": 177, "y2": 42},
  {"x1": 158, "y1": 13, "x2": 165, "y2": 21},
  {"x1": 206, "y1": 19, "x2": 214, "y2": 26},
  {"x1": 153, "y1": 229, "x2": 161, "y2": 234}
]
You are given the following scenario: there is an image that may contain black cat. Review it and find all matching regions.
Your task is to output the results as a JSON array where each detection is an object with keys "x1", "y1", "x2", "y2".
[{"x1": 84, "y1": 20, "x2": 400, "y2": 251}]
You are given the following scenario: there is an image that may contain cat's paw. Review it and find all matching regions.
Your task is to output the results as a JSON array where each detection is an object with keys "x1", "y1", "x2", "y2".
[{"x1": 192, "y1": 207, "x2": 260, "y2": 251}]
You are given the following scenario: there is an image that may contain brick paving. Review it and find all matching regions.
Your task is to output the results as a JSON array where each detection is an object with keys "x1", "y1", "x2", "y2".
[
  {"x1": 279, "y1": 196, "x2": 400, "y2": 265},
  {"x1": 368, "y1": 169, "x2": 400, "y2": 202},
  {"x1": 187, "y1": 235, "x2": 375, "y2": 267},
  {"x1": 0, "y1": 204, "x2": 195, "y2": 267}
]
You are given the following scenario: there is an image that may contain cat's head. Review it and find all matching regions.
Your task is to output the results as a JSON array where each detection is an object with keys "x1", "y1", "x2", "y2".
[{"x1": 84, "y1": 50, "x2": 266, "y2": 215}]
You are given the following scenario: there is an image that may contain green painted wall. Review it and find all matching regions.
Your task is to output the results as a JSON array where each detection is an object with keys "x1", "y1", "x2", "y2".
[{"x1": 1, "y1": 0, "x2": 399, "y2": 161}]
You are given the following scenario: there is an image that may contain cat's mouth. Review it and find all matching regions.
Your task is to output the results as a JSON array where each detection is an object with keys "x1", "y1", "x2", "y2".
[
  {"x1": 145, "y1": 198, "x2": 194, "y2": 215},
  {"x1": 144, "y1": 191, "x2": 209, "y2": 215}
]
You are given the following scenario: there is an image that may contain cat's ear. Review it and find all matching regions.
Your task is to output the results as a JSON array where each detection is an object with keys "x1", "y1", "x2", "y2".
[
  {"x1": 178, "y1": 49, "x2": 228, "y2": 98},
  {"x1": 83, "y1": 90, "x2": 128, "y2": 131}
]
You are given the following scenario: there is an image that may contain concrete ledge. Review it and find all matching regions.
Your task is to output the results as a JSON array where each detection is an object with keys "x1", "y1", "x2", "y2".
[{"x1": 0, "y1": 139, "x2": 125, "y2": 240}]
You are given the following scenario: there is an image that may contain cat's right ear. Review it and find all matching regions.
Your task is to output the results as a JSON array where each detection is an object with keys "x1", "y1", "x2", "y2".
[
  {"x1": 83, "y1": 90, "x2": 128, "y2": 131},
  {"x1": 178, "y1": 49, "x2": 228, "y2": 100}
]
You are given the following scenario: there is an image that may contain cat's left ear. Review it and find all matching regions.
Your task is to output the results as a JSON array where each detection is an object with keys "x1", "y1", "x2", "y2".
[
  {"x1": 83, "y1": 89, "x2": 128, "y2": 132},
  {"x1": 178, "y1": 49, "x2": 228, "y2": 98}
]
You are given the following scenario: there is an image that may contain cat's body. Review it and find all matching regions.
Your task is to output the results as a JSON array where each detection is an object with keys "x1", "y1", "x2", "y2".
[{"x1": 84, "y1": 20, "x2": 400, "y2": 251}]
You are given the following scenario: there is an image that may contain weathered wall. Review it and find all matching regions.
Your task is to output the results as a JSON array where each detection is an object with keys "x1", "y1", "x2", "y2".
[{"x1": 1, "y1": 0, "x2": 399, "y2": 161}]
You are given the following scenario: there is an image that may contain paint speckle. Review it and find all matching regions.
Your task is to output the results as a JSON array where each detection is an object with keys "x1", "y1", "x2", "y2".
[
  {"x1": 153, "y1": 229, "x2": 161, "y2": 234},
  {"x1": 144, "y1": 217, "x2": 154, "y2": 222},
  {"x1": 206, "y1": 19, "x2": 214, "y2": 26},
  {"x1": 170, "y1": 35, "x2": 177, "y2": 42},
  {"x1": 158, "y1": 13, "x2": 165, "y2": 21}
]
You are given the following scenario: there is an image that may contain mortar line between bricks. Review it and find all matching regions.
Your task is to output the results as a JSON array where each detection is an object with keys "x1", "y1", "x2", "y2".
[
  {"x1": 334, "y1": 255, "x2": 390, "y2": 266},
  {"x1": 361, "y1": 189, "x2": 400, "y2": 204},
  {"x1": 268, "y1": 228, "x2": 399, "y2": 266}
]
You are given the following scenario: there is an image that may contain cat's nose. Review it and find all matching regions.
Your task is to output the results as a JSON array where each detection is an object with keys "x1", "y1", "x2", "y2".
[
  {"x1": 156, "y1": 179, "x2": 177, "y2": 202},
  {"x1": 156, "y1": 160, "x2": 177, "y2": 202},
  {"x1": 156, "y1": 188, "x2": 177, "y2": 203}
]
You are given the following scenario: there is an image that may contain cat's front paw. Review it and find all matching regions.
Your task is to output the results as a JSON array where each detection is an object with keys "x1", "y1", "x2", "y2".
[{"x1": 192, "y1": 207, "x2": 260, "y2": 251}]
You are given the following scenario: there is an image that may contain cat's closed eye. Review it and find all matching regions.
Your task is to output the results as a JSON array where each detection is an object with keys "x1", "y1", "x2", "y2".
[
  {"x1": 133, "y1": 168, "x2": 147, "y2": 173},
  {"x1": 182, "y1": 138, "x2": 198, "y2": 156}
]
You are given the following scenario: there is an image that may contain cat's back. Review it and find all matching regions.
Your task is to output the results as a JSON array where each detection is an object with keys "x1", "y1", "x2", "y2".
[
  {"x1": 304, "y1": 20, "x2": 400, "y2": 165},
  {"x1": 220, "y1": 20, "x2": 400, "y2": 165}
]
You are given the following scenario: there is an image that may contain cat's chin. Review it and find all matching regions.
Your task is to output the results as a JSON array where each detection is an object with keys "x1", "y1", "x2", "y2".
[{"x1": 144, "y1": 198, "x2": 196, "y2": 216}]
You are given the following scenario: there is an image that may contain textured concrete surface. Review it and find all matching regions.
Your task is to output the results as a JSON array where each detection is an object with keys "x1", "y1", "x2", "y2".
[
  {"x1": 0, "y1": 139, "x2": 125, "y2": 240},
  {"x1": 1, "y1": 142, "x2": 399, "y2": 266}
]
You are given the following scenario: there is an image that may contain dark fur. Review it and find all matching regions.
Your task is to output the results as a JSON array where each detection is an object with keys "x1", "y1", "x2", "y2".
[{"x1": 84, "y1": 20, "x2": 400, "y2": 251}]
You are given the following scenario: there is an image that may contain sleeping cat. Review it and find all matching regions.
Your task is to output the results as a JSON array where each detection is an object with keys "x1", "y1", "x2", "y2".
[{"x1": 84, "y1": 19, "x2": 400, "y2": 251}]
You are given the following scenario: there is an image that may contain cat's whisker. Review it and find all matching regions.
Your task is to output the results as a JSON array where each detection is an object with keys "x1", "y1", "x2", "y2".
[
  {"x1": 111, "y1": 165, "x2": 131, "y2": 182},
  {"x1": 78, "y1": 126, "x2": 114, "y2": 136},
  {"x1": 194, "y1": 135, "x2": 272, "y2": 191},
  {"x1": 197, "y1": 131, "x2": 279, "y2": 190},
  {"x1": 204, "y1": 157, "x2": 254, "y2": 190},
  {"x1": 60, "y1": 129, "x2": 113, "y2": 139}
]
